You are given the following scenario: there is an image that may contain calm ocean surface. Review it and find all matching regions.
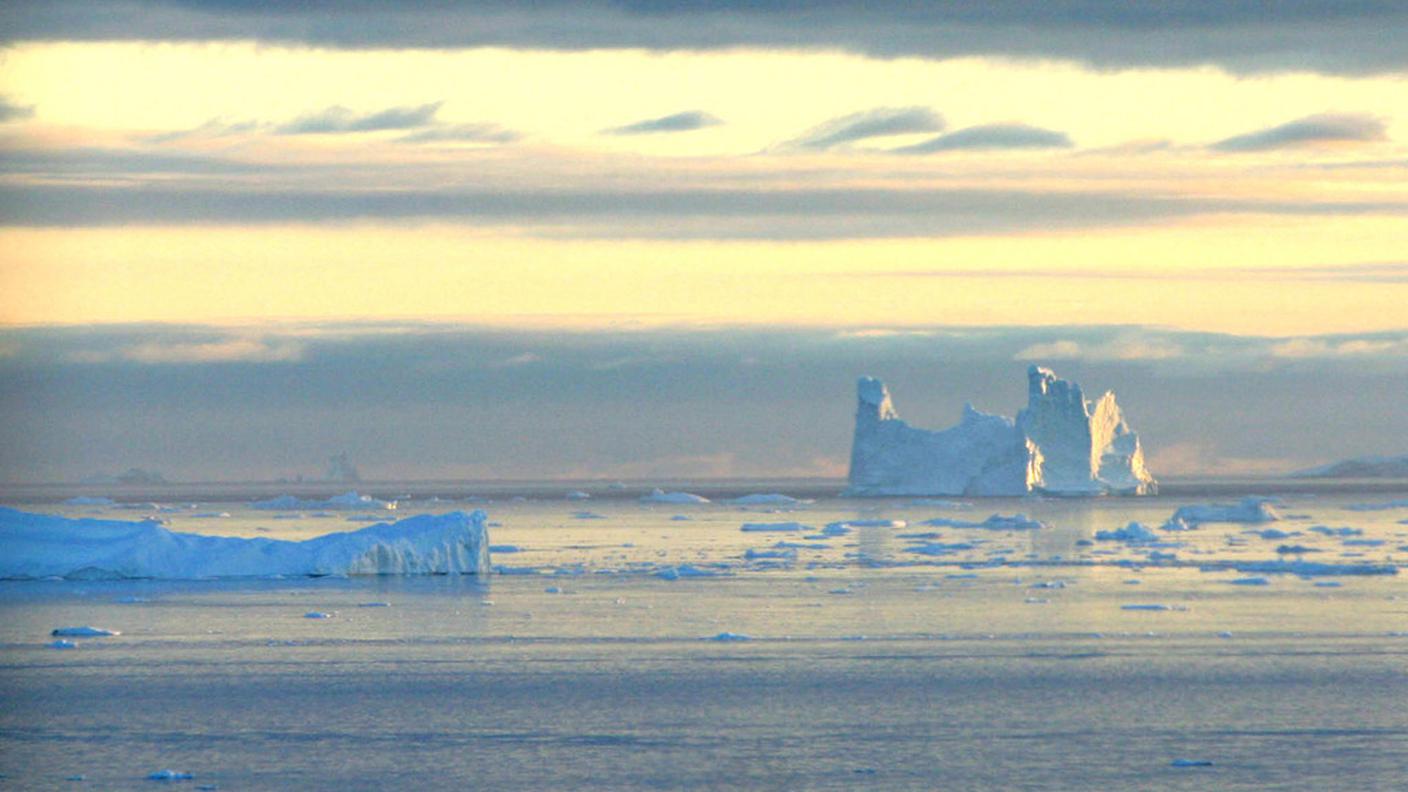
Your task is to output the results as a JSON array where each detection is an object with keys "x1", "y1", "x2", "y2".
[{"x1": 2, "y1": 480, "x2": 1406, "y2": 790}]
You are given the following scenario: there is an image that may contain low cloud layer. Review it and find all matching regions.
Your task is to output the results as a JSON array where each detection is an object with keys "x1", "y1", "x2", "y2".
[
  {"x1": 1212, "y1": 113, "x2": 1388, "y2": 152},
  {"x1": 3, "y1": 183, "x2": 1403, "y2": 239},
  {"x1": 603, "y1": 110, "x2": 722, "y2": 135},
  {"x1": 2, "y1": 323, "x2": 1406, "y2": 482}
]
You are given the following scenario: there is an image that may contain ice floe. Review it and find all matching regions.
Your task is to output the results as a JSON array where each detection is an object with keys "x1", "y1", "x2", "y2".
[{"x1": 1166, "y1": 497, "x2": 1279, "y2": 526}]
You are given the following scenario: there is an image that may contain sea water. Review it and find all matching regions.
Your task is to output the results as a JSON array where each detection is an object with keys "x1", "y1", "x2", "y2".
[{"x1": 2, "y1": 482, "x2": 1406, "y2": 789}]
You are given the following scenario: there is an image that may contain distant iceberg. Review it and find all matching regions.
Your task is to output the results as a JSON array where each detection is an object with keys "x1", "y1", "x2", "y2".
[
  {"x1": 846, "y1": 366, "x2": 1156, "y2": 496},
  {"x1": 251, "y1": 491, "x2": 396, "y2": 511},
  {"x1": 0, "y1": 507, "x2": 489, "y2": 579},
  {"x1": 640, "y1": 489, "x2": 710, "y2": 504}
]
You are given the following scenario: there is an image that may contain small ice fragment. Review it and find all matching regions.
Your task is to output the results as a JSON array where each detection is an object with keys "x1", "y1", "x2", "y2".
[
  {"x1": 709, "y1": 632, "x2": 751, "y2": 641},
  {"x1": 640, "y1": 489, "x2": 710, "y2": 504},
  {"x1": 147, "y1": 769, "x2": 195, "y2": 781},
  {"x1": 565, "y1": 490, "x2": 591, "y2": 500},
  {"x1": 1218, "y1": 631, "x2": 1233, "y2": 639},
  {"x1": 1170, "y1": 759, "x2": 1213, "y2": 767},
  {"x1": 1313, "y1": 581, "x2": 1343, "y2": 588},
  {"x1": 1228, "y1": 577, "x2": 1270, "y2": 586},
  {"x1": 1309, "y1": 525, "x2": 1362, "y2": 537},
  {"x1": 356, "y1": 602, "x2": 390, "y2": 608},
  {"x1": 1095, "y1": 522, "x2": 1159, "y2": 543},
  {"x1": 116, "y1": 596, "x2": 150, "y2": 603},
  {"x1": 729, "y1": 493, "x2": 804, "y2": 505},
  {"x1": 51, "y1": 626, "x2": 119, "y2": 637},
  {"x1": 1121, "y1": 604, "x2": 1172, "y2": 611},
  {"x1": 49, "y1": 639, "x2": 78, "y2": 649},
  {"x1": 544, "y1": 586, "x2": 562, "y2": 594},
  {"x1": 303, "y1": 611, "x2": 333, "y2": 619},
  {"x1": 572, "y1": 511, "x2": 607, "y2": 520},
  {"x1": 740, "y1": 522, "x2": 810, "y2": 533}
]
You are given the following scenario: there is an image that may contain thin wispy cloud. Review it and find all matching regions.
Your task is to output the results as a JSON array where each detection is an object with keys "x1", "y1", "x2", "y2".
[
  {"x1": 783, "y1": 107, "x2": 945, "y2": 151},
  {"x1": 0, "y1": 96, "x2": 35, "y2": 122},
  {"x1": 894, "y1": 123, "x2": 1073, "y2": 154},
  {"x1": 397, "y1": 123, "x2": 521, "y2": 144},
  {"x1": 1211, "y1": 113, "x2": 1388, "y2": 152},
  {"x1": 276, "y1": 102, "x2": 444, "y2": 135},
  {"x1": 603, "y1": 111, "x2": 722, "y2": 136}
]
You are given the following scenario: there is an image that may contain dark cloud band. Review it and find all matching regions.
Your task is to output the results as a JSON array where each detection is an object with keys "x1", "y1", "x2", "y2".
[{"x1": 3, "y1": 1, "x2": 1406, "y2": 74}]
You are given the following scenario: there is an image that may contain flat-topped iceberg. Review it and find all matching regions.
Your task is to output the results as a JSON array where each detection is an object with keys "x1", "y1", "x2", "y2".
[
  {"x1": 846, "y1": 366, "x2": 1156, "y2": 497},
  {"x1": 0, "y1": 507, "x2": 489, "y2": 579},
  {"x1": 1167, "y1": 498, "x2": 1280, "y2": 527}
]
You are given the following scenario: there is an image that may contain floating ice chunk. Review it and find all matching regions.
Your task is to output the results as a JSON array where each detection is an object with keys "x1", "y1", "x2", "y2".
[
  {"x1": 1309, "y1": 525, "x2": 1362, "y2": 537},
  {"x1": 51, "y1": 626, "x2": 120, "y2": 637},
  {"x1": 1170, "y1": 759, "x2": 1213, "y2": 767},
  {"x1": 923, "y1": 514, "x2": 1045, "y2": 531},
  {"x1": 1095, "y1": 522, "x2": 1159, "y2": 543},
  {"x1": 191, "y1": 512, "x2": 232, "y2": 519},
  {"x1": 729, "y1": 493, "x2": 805, "y2": 505},
  {"x1": 1253, "y1": 528, "x2": 1295, "y2": 539},
  {"x1": 304, "y1": 611, "x2": 333, "y2": 619},
  {"x1": 1313, "y1": 581, "x2": 1343, "y2": 588},
  {"x1": 357, "y1": 602, "x2": 390, "y2": 608},
  {"x1": 0, "y1": 507, "x2": 490, "y2": 579},
  {"x1": 745, "y1": 548, "x2": 797, "y2": 560},
  {"x1": 654, "y1": 564, "x2": 722, "y2": 580},
  {"x1": 544, "y1": 586, "x2": 562, "y2": 594},
  {"x1": 147, "y1": 769, "x2": 195, "y2": 781},
  {"x1": 252, "y1": 491, "x2": 396, "y2": 511},
  {"x1": 1232, "y1": 560, "x2": 1397, "y2": 576},
  {"x1": 1121, "y1": 604, "x2": 1175, "y2": 611},
  {"x1": 565, "y1": 490, "x2": 592, "y2": 500},
  {"x1": 907, "y1": 542, "x2": 975, "y2": 556},
  {"x1": 640, "y1": 489, "x2": 710, "y2": 504},
  {"x1": 1029, "y1": 580, "x2": 1067, "y2": 589},
  {"x1": 740, "y1": 522, "x2": 810, "y2": 533},
  {"x1": 670, "y1": 515, "x2": 692, "y2": 521},
  {"x1": 1343, "y1": 539, "x2": 1385, "y2": 547},
  {"x1": 1345, "y1": 499, "x2": 1408, "y2": 511},
  {"x1": 1228, "y1": 576, "x2": 1270, "y2": 586},
  {"x1": 572, "y1": 511, "x2": 607, "y2": 520},
  {"x1": 843, "y1": 519, "x2": 907, "y2": 528},
  {"x1": 64, "y1": 496, "x2": 115, "y2": 506},
  {"x1": 1167, "y1": 497, "x2": 1279, "y2": 526},
  {"x1": 709, "y1": 632, "x2": 751, "y2": 641},
  {"x1": 909, "y1": 499, "x2": 972, "y2": 509},
  {"x1": 49, "y1": 639, "x2": 78, "y2": 649}
]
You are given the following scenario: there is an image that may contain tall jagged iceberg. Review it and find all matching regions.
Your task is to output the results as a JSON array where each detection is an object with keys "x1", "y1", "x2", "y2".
[{"x1": 846, "y1": 366, "x2": 1156, "y2": 497}]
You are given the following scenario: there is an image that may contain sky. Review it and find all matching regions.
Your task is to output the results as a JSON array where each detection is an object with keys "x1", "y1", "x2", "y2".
[{"x1": 0, "y1": 1, "x2": 1405, "y2": 483}]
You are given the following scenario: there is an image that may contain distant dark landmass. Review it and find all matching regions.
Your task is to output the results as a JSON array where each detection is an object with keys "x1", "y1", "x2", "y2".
[
  {"x1": 79, "y1": 467, "x2": 169, "y2": 486},
  {"x1": 1293, "y1": 454, "x2": 1408, "y2": 479}
]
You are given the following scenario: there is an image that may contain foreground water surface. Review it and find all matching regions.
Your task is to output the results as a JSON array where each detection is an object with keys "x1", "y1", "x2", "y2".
[{"x1": 2, "y1": 483, "x2": 1406, "y2": 790}]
